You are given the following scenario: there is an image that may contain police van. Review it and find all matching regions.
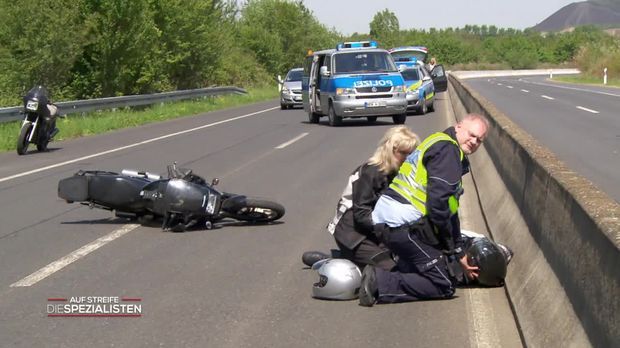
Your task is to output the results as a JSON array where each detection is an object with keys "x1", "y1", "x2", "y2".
[{"x1": 302, "y1": 41, "x2": 408, "y2": 126}]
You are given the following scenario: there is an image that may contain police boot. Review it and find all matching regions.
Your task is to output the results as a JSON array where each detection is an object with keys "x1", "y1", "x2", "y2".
[
  {"x1": 301, "y1": 251, "x2": 329, "y2": 267},
  {"x1": 49, "y1": 127, "x2": 59, "y2": 139},
  {"x1": 358, "y1": 265, "x2": 378, "y2": 307}
]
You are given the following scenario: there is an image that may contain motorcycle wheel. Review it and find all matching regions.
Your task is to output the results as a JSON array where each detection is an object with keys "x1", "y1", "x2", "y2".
[
  {"x1": 16, "y1": 122, "x2": 33, "y2": 155},
  {"x1": 225, "y1": 198, "x2": 285, "y2": 223}
]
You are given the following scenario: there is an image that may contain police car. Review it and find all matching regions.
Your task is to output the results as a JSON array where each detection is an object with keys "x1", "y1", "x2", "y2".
[
  {"x1": 302, "y1": 41, "x2": 408, "y2": 126},
  {"x1": 401, "y1": 65, "x2": 436, "y2": 115},
  {"x1": 389, "y1": 46, "x2": 429, "y2": 70},
  {"x1": 389, "y1": 46, "x2": 448, "y2": 113}
]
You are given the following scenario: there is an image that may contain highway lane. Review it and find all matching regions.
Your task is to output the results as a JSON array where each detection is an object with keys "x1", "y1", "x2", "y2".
[
  {"x1": 465, "y1": 75, "x2": 620, "y2": 202},
  {"x1": 0, "y1": 97, "x2": 521, "y2": 347}
]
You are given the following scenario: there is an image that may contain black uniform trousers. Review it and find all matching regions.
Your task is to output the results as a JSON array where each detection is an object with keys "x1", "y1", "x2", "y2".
[
  {"x1": 375, "y1": 227, "x2": 456, "y2": 303},
  {"x1": 334, "y1": 238, "x2": 396, "y2": 271}
]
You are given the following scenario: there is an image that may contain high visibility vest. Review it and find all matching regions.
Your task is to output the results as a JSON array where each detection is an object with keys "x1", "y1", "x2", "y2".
[{"x1": 389, "y1": 132, "x2": 464, "y2": 216}]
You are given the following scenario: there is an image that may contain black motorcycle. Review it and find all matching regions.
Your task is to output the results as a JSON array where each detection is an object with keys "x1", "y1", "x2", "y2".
[
  {"x1": 58, "y1": 163, "x2": 285, "y2": 232},
  {"x1": 17, "y1": 85, "x2": 61, "y2": 155}
]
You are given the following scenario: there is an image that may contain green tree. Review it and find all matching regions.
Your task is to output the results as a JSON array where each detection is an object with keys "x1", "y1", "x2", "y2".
[
  {"x1": 238, "y1": 0, "x2": 338, "y2": 77},
  {"x1": 0, "y1": 0, "x2": 86, "y2": 103},
  {"x1": 369, "y1": 9, "x2": 400, "y2": 47},
  {"x1": 73, "y1": 0, "x2": 163, "y2": 97},
  {"x1": 151, "y1": 0, "x2": 233, "y2": 89}
]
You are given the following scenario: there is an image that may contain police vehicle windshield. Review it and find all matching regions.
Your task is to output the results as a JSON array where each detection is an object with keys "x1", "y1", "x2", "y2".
[
  {"x1": 391, "y1": 50, "x2": 428, "y2": 64},
  {"x1": 334, "y1": 52, "x2": 397, "y2": 74},
  {"x1": 285, "y1": 69, "x2": 303, "y2": 82},
  {"x1": 400, "y1": 68, "x2": 421, "y2": 81}
]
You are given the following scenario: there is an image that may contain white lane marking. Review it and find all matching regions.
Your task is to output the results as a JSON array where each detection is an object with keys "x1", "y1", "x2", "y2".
[
  {"x1": 0, "y1": 107, "x2": 279, "y2": 184},
  {"x1": 576, "y1": 106, "x2": 600, "y2": 114},
  {"x1": 522, "y1": 79, "x2": 620, "y2": 97},
  {"x1": 497, "y1": 83, "x2": 503, "y2": 86},
  {"x1": 10, "y1": 224, "x2": 140, "y2": 287},
  {"x1": 275, "y1": 132, "x2": 309, "y2": 149},
  {"x1": 506, "y1": 85, "x2": 514, "y2": 89},
  {"x1": 521, "y1": 89, "x2": 529, "y2": 93},
  {"x1": 541, "y1": 95, "x2": 555, "y2": 100},
  {"x1": 468, "y1": 288, "x2": 502, "y2": 348}
]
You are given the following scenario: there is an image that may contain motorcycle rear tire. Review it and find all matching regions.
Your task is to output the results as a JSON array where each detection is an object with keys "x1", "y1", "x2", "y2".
[
  {"x1": 17, "y1": 122, "x2": 33, "y2": 155},
  {"x1": 225, "y1": 198, "x2": 285, "y2": 223},
  {"x1": 36, "y1": 137, "x2": 49, "y2": 152}
]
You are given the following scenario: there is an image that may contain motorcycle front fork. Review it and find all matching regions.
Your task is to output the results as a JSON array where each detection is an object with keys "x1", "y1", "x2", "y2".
[{"x1": 23, "y1": 118, "x2": 39, "y2": 143}]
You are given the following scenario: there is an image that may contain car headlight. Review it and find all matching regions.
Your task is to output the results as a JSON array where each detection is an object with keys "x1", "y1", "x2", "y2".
[
  {"x1": 336, "y1": 88, "x2": 356, "y2": 95},
  {"x1": 406, "y1": 89, "x2": 419, "y2": 96},
  {"x1": 393, "y1": 85, "x2": 405, "y2": 92},
  {"x1": 282, "y1": 88, "x2": 292, "y2": 95}
]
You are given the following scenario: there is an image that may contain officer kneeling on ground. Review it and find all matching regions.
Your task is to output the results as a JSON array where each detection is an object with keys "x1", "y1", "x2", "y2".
[{"x1": 360, "y1": 113, "x2": 491, "y2": 306}]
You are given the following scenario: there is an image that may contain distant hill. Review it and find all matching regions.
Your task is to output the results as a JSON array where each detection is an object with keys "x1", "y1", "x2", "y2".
[{"x1": 532, "y1": 1, "x2": 620, "y2": 32}]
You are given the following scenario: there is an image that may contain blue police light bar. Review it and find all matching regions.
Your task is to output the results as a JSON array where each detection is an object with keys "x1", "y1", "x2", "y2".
[{"x1": 336, "y1": 41, "x2": 378, "y2": 50}]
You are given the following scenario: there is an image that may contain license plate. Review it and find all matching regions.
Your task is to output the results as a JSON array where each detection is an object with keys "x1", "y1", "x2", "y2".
[
  {"x1": 366, "y1": 101, "x2": 386, "y2": 108},
  {"x1": 26, "y1": 100, "x2": 38, "y2": 111}
]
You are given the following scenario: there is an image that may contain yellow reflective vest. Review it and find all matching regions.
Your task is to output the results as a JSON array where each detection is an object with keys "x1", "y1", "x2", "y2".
[{"x1": 389, "y1": 132, "x2": 464, "y2": 216}]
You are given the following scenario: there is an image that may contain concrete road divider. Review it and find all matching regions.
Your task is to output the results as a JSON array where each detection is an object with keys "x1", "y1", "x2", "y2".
[{"x1": 448, "y1": 73, "x2": 619, "y2": 348}]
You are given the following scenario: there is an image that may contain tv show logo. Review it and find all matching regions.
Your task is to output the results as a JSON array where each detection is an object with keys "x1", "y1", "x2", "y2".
[{"x1": 47, "y1": 296, "x2": 142, "y2": 317}]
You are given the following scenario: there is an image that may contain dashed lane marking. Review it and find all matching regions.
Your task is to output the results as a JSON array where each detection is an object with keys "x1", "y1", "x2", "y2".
[{"x1": 10, "y1": 224, "x2": 140, "y2": 287}]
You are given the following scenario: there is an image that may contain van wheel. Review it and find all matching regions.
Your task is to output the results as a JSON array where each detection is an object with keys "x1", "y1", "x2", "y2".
[
  {"x1": 367, "y1": 116, "x2": 377, "y2": 123},
  {"x1": 308, "y1": 110, "x2": 320, "y2": 123},
  {"x1": 392, "y1": 114, "x2": 406, "y2": 124},
  {"x1": 428, "y1": 100, "x2": 435, "y2": 112},
  {"x1": 280, "y1": 103, "x2": 286, "y2": 110},
  {"x1": 328, "y1": 104, "x2": 342, "y2": 127}
]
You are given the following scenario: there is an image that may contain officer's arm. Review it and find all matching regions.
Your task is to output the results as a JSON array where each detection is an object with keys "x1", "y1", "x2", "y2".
[
  {"x1": 351, "y1": 165, "x2": 379, "y2": 234},
  {"x1": 424, "y1": 143, "x2": 462, "y2": 248}
]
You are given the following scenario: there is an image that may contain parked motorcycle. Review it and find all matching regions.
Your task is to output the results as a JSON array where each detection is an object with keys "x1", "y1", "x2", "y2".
[
  {"x1": 57, "y1": 163, "x2": 285, "y2": 232},
  {"x1": 17, "y1": 85, "x2": 61, "y2": 155}
]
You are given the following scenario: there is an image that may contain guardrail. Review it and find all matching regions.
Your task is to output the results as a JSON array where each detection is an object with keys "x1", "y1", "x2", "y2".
[{"x1": 0, "y1": 86, "x2": 247, "y2": 123}]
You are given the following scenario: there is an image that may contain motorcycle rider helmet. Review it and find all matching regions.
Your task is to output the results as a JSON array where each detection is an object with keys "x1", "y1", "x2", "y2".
[
  {"x1": 312, "y1": 259, "x2": 362, "y2": 300},
  {"x1": 466, "y1": 237, "x2": 507, "y2": 287}
]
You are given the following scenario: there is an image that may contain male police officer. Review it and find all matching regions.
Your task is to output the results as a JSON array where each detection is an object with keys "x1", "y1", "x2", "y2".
[{"x1": 360, "y1": 113, "x2": 489, "y2": 306}]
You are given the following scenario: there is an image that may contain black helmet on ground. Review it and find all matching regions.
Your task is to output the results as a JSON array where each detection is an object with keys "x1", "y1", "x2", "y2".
[{"x1": 466, "y1": 237, "x2": 507, "y2": 287}]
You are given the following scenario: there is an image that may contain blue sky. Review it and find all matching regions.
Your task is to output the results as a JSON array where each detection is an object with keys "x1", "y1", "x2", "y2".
[{"x1": 299, "y1": 0, "x2": 580, "y2": 34}]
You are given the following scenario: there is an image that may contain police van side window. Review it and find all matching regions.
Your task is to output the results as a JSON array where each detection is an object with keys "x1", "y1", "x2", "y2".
[{"x1": 324, "y1": 55, "x2": 332, "y2": 73}]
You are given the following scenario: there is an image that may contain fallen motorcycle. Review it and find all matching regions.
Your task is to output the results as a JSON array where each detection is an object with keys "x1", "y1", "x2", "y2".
[{"x1": 57, "y1": 163, "x2": 285, "y2": 232}]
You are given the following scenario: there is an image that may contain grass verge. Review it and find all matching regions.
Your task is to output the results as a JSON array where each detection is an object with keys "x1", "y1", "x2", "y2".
[
  {"x1": 553, "y1": 74, "x2": 620, "y2": 88},
  {"x1": 0, "y1": 87, "x2": 279, "y2": 153}
]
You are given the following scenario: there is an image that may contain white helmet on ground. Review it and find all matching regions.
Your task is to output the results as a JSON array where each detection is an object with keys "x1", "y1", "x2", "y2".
[{"x1": 312, "y1": 259, "x2": 362, "y2": 300}]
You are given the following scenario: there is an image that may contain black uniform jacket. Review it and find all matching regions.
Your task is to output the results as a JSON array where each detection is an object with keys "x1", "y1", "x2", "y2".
[
  {"x1": 384, "y1": 127, "x2": 469, "y2": 255},
  {"x1": 333, "y1": 163, "x2": 395, "y2": 250}
]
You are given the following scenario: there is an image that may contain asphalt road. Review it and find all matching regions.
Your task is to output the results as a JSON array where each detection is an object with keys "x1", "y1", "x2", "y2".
[
  {"x1": 0, "y1": 95, "x2": 521, "y2": 347},
  {"x1": 466, "y1": 76, "x2": 620, "y2": 202}
]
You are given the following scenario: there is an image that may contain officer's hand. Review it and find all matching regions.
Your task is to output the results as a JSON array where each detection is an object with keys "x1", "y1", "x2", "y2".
[{"x1": 460, "y1": 255, "x2": 479, "y2": 280}]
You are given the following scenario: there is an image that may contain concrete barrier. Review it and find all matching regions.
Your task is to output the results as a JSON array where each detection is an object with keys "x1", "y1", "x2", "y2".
[{"x1": 447, "y1": 73, "x2": 620, "y2": 348}]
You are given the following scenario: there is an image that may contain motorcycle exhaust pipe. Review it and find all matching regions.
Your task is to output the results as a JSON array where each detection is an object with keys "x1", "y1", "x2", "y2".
[{"x1": 114, "y1": 211, "x2": 137, "y2": 219}]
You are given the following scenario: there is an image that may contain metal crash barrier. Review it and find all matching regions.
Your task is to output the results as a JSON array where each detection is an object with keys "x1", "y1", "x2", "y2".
[{"x1": 0, "y1": 86, "x2": 247, "y2": 123}]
